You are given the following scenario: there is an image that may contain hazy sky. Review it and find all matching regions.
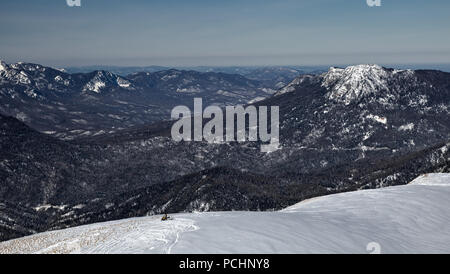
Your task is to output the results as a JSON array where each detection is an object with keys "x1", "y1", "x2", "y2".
[{"x1": 1, "y1": 0, "x2": 449, "y2": 67}]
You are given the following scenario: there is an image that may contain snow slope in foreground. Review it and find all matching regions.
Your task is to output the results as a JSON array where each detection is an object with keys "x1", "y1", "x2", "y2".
[{"x1": 1, "y1": 173, "x2": 449, "y2": 254}]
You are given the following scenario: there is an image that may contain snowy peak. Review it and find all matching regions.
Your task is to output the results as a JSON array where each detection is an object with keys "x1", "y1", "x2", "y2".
[
  {"x1": 322, "y1": 64, "x2": 387, "y2": 88},
  {"x1": 81, "y1": 71, "x2": 134, "y2": 93},
  {"x1": 0, "y1": 60, "x2": 7, "y2": 72},
  {"x1": 270, "y1": 64, "x2": 449, "y2": 159},
  {"x1": 275, "y1": 64, "x2": 421, "y2": 105},
  {"x1": 321, "y1": 64, "x2": 414, "y2": 105},
  {"x1": 0, "y1": 61, "x2": 139, "y2": 101},
  {"x1": 0, "y1": 61, "x2": 135, "y2": 95},
  {"x1": 0, "y1": 61, "x2": 77, "y2": 99},
  {"x1": 82, "y1": 71, "x2": 113, "y2": 93}
]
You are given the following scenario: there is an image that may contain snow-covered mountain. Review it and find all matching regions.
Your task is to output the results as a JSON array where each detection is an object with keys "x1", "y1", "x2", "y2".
[
  {"x1": 1, "y1": 173, "x2": 449, "y2": 254},
  {"x1": 278, "y1": 64, "x2": 434, "y2": 106},
  {"x1": 267, "y1": 64, "x2": 450, "y2": 165},
  {"x1": 0, "y1": 61, "x2": 271, "y2": 139}
]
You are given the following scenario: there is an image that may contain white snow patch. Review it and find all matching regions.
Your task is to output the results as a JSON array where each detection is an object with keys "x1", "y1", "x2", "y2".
[
  {"x1": 367, "y1": 114, "x2": 387, "y2": 125},
  {"x1": 0, "y1": 60, "x2": 7, "y2": 71},
  {"x1": 216, "y1": 90, "x2": 239, "y2": 97},
  {"x1": 162, "y1": 74, "x2": 179, "y2": 81},
  {"x1": 116, "y1": 78, "x2": 131, "y2": 88},
  {"x1": 248, "y1": 96, "x2": 266, "y2": 104},
  {"x1": 89, "y1": 80, "x2": 105, "y2": 93},
  {"x1": 398, "y1": 123, "x2": 414, "y2": 131},
  {"x1": 409, "y1": 173, "x2": 450, "y2": 186},
  {"x1": 18, "y1": 71, "x2": 31, "y2": 84},
  {"x1": 15, "y1": 112, "x2": 28, "y2": 122},
  {"x1": 73, "y1": 204, "x2": 86, "y2": 210},
  {"x1": 176, "y1": 87, "x2": 202, "y2": 93},
  {"x1": 34, "y1": 204, "x2": 68, "y2": 212}
]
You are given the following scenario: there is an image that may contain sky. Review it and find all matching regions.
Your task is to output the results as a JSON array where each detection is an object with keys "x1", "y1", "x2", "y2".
[{"x1": 0, "y1": 0, "x2": 449, "y2": 67}]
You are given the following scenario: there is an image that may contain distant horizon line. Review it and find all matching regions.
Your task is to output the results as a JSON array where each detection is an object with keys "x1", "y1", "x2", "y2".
[
  {"x1": 63, "y1": 62, "x2": 450, "y2": 69},
  {"x1": 2, "y1": 58, "x2": 450, "y2": 72}
]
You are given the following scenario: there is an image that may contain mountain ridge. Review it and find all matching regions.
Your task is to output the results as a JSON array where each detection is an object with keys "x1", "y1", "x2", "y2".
[{"x1": 0, "y1": 61, "x2": 275, "y2": 139}]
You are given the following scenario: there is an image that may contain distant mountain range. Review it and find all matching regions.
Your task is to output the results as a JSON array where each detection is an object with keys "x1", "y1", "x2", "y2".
[
  {"x1": 64, "y1": 63, "x2": 450, "y2": 86},
  {"x1": 65, "y1": 65, "x2": 328, "y2": 89},
  {"x1": 0, "y1": 62, "x2": 449, "y2": 242},
  {"x1": 0, "y1": 61, "x2": 277, "y2": 139}
]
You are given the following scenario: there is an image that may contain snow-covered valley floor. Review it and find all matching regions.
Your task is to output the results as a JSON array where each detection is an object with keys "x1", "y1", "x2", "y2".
[{"x1": 1, "y1": 173, "x2": 449, "y2": 254}]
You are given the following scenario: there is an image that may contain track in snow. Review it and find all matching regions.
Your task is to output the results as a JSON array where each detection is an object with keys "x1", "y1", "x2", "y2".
[{"x1": 1, "y1": 174, "x2": 449, "y2": 254}]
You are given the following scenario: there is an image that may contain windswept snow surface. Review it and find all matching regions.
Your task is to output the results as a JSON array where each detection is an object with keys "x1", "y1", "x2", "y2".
[{"x1": 1, "y1": 174, "x2": 449, "y2": 254}]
